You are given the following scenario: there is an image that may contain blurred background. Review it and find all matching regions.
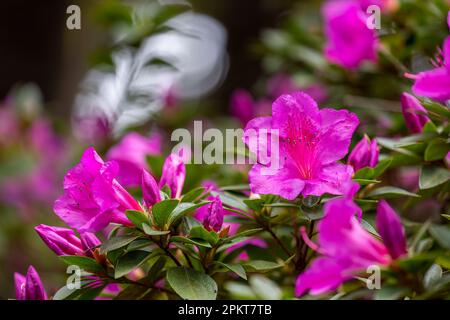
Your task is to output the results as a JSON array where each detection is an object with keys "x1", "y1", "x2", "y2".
[
  {"x1": 0, "y1": 0, "x2": 301, "y2": 298},
  {"x1": 1, "y1": 0, "x2": 449, "y2": 299}
]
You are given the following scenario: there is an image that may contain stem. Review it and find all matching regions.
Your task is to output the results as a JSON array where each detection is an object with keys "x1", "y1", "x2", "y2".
[
  {"x1": 266, "y1": 227, "x2": 293, "y2": 258},
  {"x1": 162, "y1": 245, "x2": 182, "y2": 267}
]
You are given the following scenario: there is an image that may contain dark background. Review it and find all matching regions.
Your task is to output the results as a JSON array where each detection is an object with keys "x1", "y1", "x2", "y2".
[{"x1": 0, "y1": 0, "x2": 296, "y2": 117}]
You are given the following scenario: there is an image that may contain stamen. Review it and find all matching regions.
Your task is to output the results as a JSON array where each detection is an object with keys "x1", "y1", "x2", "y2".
[{"x1": 300, "y1": 226, "x2": 320, "y2": 252}]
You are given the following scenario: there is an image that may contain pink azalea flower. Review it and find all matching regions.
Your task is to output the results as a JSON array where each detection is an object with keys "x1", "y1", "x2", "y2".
[
  {"x1": 54, "y1": 147, "x2": 142, "y2": 233},
  {"x1": 106, "y1": 132, "x2": 162, "y2": 187},
  {"x1": 141, "y1": 169, "x2": 162, "y2": 207},
  {"x1": 400, "y1": 93, "x2": 430, "y2": 133},
  {"x1": 410, "y1": 13, "x2": 450, "y2": 102},
  {"x1": 295, "y1": 185, "x2": 407, "y2": 296},
  {"x1": 159, "y1": 153, "x2": 186, "y2": 199},
  {"x1": 347, "y1": 135, "x2": 379, "y2": 171},
  {"x1": 35, "y1": 224, "x2": 84, "y2": 256},
  {"x1": 243, "y1": 92, "x2": 359, "y2": 200},
  {"x1": 322, "y1": 0, "x2": 378, "y2": 69},
  {"x1": 14, "y1": 266, "x2": 47, "y2": 300},
  {"x1": 202, "y1": 196, "x2": 224, "y2": 232}
]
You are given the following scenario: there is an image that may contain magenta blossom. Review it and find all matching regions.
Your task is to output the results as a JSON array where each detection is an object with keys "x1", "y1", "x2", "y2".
[
  {"x1": 159, "y1": 153, "x2": 186, "y2": 199},
  {"x1": 348, "y1": 135, "x2": 379, "y2": 171},
  {"x1": 15, "y1": 266, "x2": 47, "y2": 300},
  {"x1": 295, "y1": 187, "x2": 407, "y2": 296},
  {"x1": 107, "y1": 132, "x2": 162, "y2": 187},
  {"x1": 202, "y1": 196, "x2": 224, "y2": 232},
  {"x1": 411, "y1": 37, "x2": 450, "y2": 102},
  {"x1": 35, "y1": 224, "x2": 84, "y2": 256},
  {"x1": 244, "y1": 92, "x2": 359, "y2": 200},
  {"x1": 401, "y1": 93, "x2": 430, "y2": 133},
  {"x1": 322, "y1": 0, "x2": 378, "y2": 69},
  {"x1": 80, "y1": 232, "x2": 102, "y2": 257},
  {"x1": 141, "y1": 169, "x2": 161, "y2": 207},
  {"x1": 409, "y1": 13, "x2": 450, "y2": 102},
  {"x1": 54, "y1": 147, "x2": 142, "y2": 233}
]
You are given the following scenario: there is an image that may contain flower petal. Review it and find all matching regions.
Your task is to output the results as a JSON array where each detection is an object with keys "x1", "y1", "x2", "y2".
[
  {"x1": 376, "y1": 200, "x2": 407, "y2": 259},
  {"x1": 318, "y1": 108, "x2": 359, "y2": 164},
  {"x1": 248, "y1": 162, "x2": 305, "y2": 200}
]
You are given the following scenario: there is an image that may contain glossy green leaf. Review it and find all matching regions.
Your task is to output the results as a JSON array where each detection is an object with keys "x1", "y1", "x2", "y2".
[
  {"x1": 126, "y1": 210, "x2": 149, "y2": 229},
  {"x1": 142, "y1": 223, "x2": 170, "y2": 236},
  {"x1": 419, "y1": 166, "x2": 450, "y2": 190},
  {"x1": 152, "y1": 199, "x2": 179, "y2": 227},
  {"x1": 167, "y1": 267, "x2": 218, "y2": 300},
  {"x1": 114, "y1": 250, "x2": 152, "y2": 279},
  {"x1": 367, "y1": 186, "x2": 419, "y2": 199},
  {"x1": 59, "y1": 256, "x2": 104, "y2": 274},
  {"x1": 100, "y1": 234, "x2": 140, "y2": 254},
  {"x1": 424, "y1": 139, "x2": 449, "y2": 161},
  {"x1": 215, "y1": 262, "x2": 247, "y2": 280}
]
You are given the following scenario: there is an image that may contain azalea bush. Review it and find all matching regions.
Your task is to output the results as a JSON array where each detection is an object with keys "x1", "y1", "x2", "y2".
[{"x1": 5, "y1": 0, "x2": 450, "y2": 300}]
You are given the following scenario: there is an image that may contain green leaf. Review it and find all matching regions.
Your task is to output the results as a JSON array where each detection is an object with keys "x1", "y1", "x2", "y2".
[
  {"x1": 222, "y1": 228, "x2": 263, "y2": 243},
  {"x1": 424, "y1": 138, "x2": 449, "y2": 161},
  {"x1": 429, "y1": 225, "x2": 450, "y2": 250},
  {"x1": 113, "y1": 285, "x2": 151, "y2": 300},
  {"x1": 59, "y1": 256, "x2": 104, "y2": 274},
  {"x1": 100, "y1": 234, "x2": 140, "y2": 254},
  {"x1": 423, "y1": 264, "x2": 442, "y2": 289},
  {"x1": 146, "y1": 155, "x2": 164, "y2": 178},
  {"x1": 353, "y1": 178, "x2": 381, "y2": 186},
  {"x1": 181, "y1": 187, "x2": 206, "y2": 202},
  {"x1": 152, "y1": 199, "x2": 179, "y2": 227},
  {"x1": 367, "y1": 186, "x2": 419, "y2": 199},
  {"x1": 142, "y1": 223, "x2": 170, "y2": 236},
  {"x1": 243, "y1": 199, "x2": 265, "y2": 211},
  {"x1": 52, "y1": 279, "x2": 98, "y2": 300},
  {"x1": 215, "y1": 191, "x2": 248, "y2": 212},
  {"x1": 419, "y1": 165, "x2": 450, "y2": 190},
  {"x1": 114, "y1": 250, "x2": 152, "y2": 279},
  {"x1": 243, "y1": 260, "x2": 282, "y2": 272},
  {"x1": 421, "y1": 99, "x2": 450, "y2": 119},
  {"x1": 353, "y1": 167, "x2": 374, "y2": 180},
  {"x1": 361, "y1": 219, "x2": 380, "y2": 238},
  {"x1": 215, "y1": 262, "x2": 247, "y2": 280},
  {"x1": 374, "y1": 285, "x2": 409, "y2": 300},
  {"x1": 167, "y1": 202, "x2": 210, "y2": 226},
  {"x1": 372, "y1": 158, "x2": 392, "y2": 178},
  {"x1": 170, "y1": 236, "x2": 212, "y2": 248},
  {"x1": 167, "y1": 267, "x2": 218, "y2": 300},
  {"x1": 302, "y1": 196, "x2": 320, "y2": 207},
  {"x1": 249, "y1": 275, "x2": 282, "y2": 300},
  {"x1": 126, "y1": 210, "x2": 149, "y2": 229},
  {"x1": 189, "y1": 225, "x2": 219, "y2": 245}
]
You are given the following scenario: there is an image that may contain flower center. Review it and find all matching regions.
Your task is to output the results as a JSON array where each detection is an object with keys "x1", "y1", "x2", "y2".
[{"x1": 283, "y1": 115, "x2": 319, "y2": 180}]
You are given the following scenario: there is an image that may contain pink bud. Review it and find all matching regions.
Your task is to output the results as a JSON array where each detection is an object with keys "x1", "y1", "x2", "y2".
[
  {"x1": 203, "y1": 196, "x2": 224, "y2": 232},
  {"x1": 401, "y1": 93, "x2": 430, "y2": 133},
  {"x1": 348, "y1": 135, "x2": 379, "y2": 171},
  {"x1": 142, "y1": 169, "x2": 161, "y2": 207},
  {"x1": 376, "y1": 200, "x2": 407, "y2": 259},
  {"x1": 159, "y1": 153, "x2": 186, "y2": 198},
  {"x1": 35, "y1": 224, "x2": 84, "y2": 256}
]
